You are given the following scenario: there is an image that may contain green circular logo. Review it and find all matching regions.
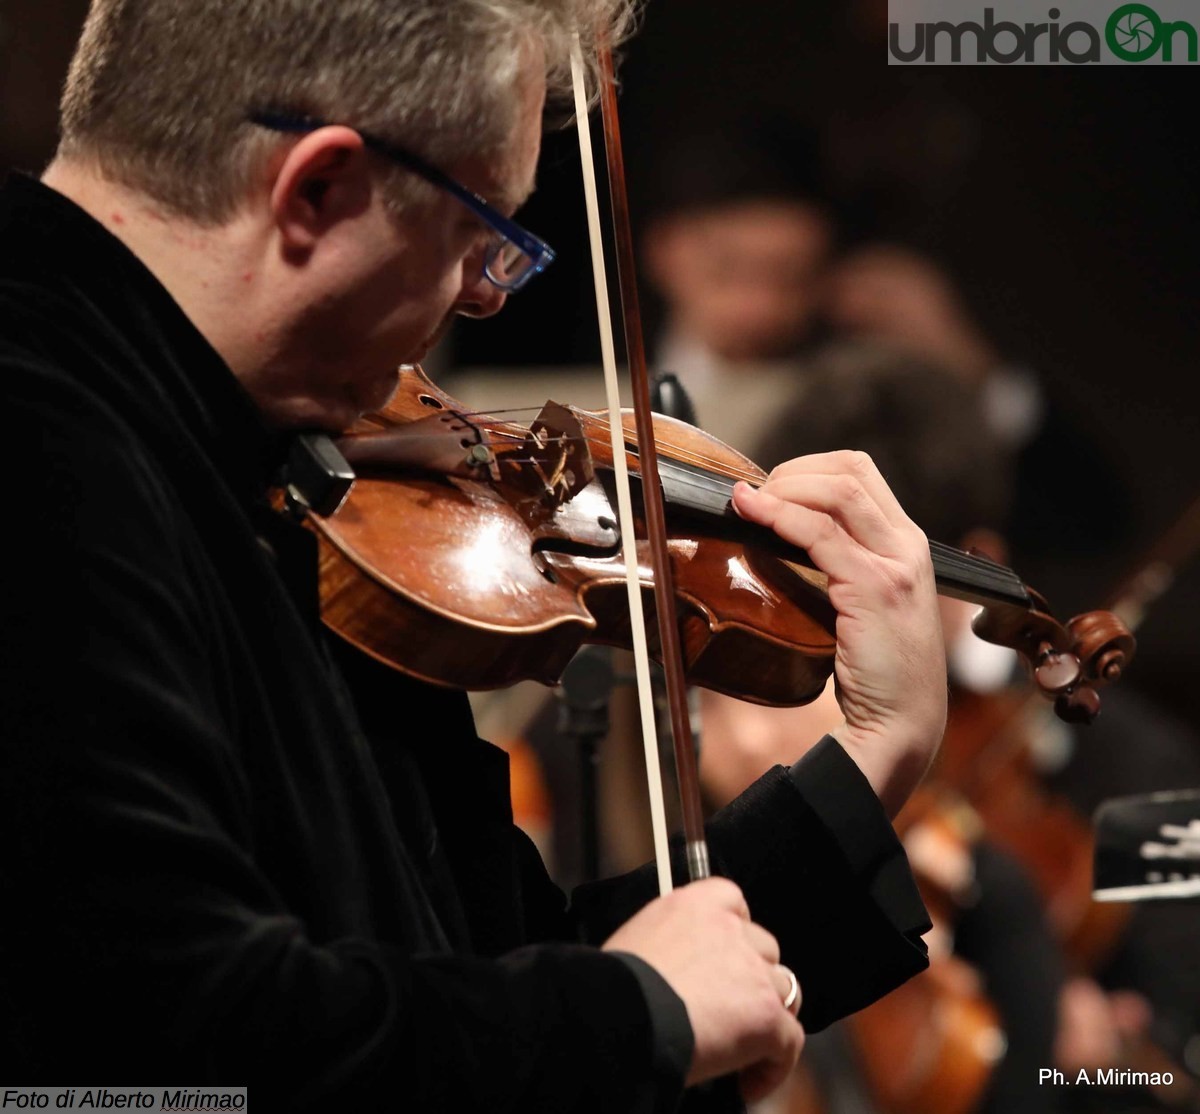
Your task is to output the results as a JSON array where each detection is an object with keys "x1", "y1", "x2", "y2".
[{"x1": 1107, "y1": 3, "x2": 1163, "y2": 60}]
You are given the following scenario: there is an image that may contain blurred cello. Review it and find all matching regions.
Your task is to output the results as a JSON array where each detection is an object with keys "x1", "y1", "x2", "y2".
[{"x1": 930, "y1": 494, "x2": 1200, "y2": 1111}]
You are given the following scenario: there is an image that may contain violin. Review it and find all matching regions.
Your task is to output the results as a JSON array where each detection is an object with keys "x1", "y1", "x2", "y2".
[{"x1": 296, "y1": 362, "x2": 1134, "y2": 722}]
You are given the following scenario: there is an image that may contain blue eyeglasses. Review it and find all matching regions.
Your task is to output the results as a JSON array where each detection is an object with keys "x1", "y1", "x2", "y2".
[{"x1": 249, "y1": 111, "x2": 555, "y2": 292}]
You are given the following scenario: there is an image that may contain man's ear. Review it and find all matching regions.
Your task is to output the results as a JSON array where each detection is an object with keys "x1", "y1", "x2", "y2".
[{"x1": 267, "y1": 127, "x2": 373, "y2": 256}]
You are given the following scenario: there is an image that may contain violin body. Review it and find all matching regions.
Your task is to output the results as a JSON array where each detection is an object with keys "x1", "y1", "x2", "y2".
[
  {"x1": 314, "y1": 364, "x2": 838, "y2": 704},
  {"x1": 306, "y1": 365, "x2": 1131, "y2": 721}
]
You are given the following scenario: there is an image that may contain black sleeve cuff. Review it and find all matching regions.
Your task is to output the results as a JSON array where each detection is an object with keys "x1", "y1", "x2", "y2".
[
  {"x1": 610, "y1": 952, "x2": 694, "y2": 1109},
  {"x1": 788, "y1": 735, "x2": 931, "y2": 938},
  {"x1": 704, "y1": 735, "x2": 932, "y2": 1030},
  {"x1": 570, "y1": 737, "x2": 933, "y2": 1034}
]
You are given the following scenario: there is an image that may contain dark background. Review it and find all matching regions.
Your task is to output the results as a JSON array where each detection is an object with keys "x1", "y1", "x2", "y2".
[{"x1": 3, "y1": 0, "x2": 1198, "y2": 731}]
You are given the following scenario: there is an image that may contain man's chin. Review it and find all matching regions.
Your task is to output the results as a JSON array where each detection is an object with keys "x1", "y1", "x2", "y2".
[
  {"x1": 262, "y1": 375, "x2": 400, "y2": 432},
  {"x1": 356, "y1": 369, "x2": 403, "y2": 417}
]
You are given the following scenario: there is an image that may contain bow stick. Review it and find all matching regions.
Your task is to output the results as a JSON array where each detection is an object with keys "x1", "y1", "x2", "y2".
[{"x1": 570, "y1": 36, "x2": 711, "y2": 891}]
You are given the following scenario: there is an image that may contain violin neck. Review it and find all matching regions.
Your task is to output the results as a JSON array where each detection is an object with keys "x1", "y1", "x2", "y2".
[
  {"x1": 928, "y1": 541, "x2": 1030, "y2": 610},
  {"x1": 655, "y1": 458, "x2": 1032, "y2": 611}
]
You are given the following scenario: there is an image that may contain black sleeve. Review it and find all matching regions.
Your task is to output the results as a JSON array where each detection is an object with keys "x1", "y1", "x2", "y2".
[
  {"x1": 0, "y1": 359, "x2": 678, "y2": 1114},
  {"x1": 568, "y1": 737, "x2": 932, "y2": 1032}
]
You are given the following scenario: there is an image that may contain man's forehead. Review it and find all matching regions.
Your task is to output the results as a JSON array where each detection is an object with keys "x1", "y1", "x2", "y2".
[
  {"x1": 448, "y1": 155, "x2": 535, "y2": 218},
  {"x1": 458, "y1": 138, "x2": 539, "y2": 216},
  {"x1": 455, "y1": 68, "x2": 544, "y2": 213},
  {"x1": 494, "y1": 67, "x2": 545, "y2": 213}
]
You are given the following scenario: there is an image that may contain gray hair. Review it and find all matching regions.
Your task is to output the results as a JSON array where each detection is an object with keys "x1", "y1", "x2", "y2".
[{"x1": 57, "y1": 0, "x2": 637, "y2": 222}]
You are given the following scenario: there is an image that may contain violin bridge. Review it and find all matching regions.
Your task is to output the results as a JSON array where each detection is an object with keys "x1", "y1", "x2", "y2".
[{"x1": 516, "y1": 402, "x2": 594, "y2": 507}]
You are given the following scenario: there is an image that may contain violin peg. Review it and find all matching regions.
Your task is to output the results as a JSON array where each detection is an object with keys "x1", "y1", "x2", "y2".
[
  {"x1": 1033, "y1": 643, "x2": 1082, "y2": 694},
  {"x1": 1054, "y1": 685, "x2": 1102, "y2": 724}
]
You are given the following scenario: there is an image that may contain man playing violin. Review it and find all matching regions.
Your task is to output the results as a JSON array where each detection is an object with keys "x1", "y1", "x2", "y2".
[{"x1": 0, "y1": 0, "x2": 946, "y2": 1109}]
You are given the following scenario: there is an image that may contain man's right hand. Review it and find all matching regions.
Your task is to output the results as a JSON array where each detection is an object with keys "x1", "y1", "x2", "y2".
[{"x1": 602, "y1": 877, "x2": 804, "y2": 1102}]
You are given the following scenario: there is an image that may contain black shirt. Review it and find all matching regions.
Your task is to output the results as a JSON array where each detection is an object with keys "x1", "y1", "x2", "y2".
[{"x1": 0, "y1": 173, "x2": 929, "y2": 1112}]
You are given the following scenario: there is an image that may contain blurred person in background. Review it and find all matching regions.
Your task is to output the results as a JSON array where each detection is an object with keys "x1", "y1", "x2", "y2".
[{"x1": 639, "y1": 116, "x2": 1133, "y2": 599}]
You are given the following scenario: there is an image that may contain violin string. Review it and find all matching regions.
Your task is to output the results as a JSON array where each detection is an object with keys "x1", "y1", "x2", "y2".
[
  {"x1": 442, "y1": 408, "x2": 1049, "y2": 598},
  {"x1": 393, "y1": 401, "x2": 768, "y2": 484},
  {"x1": 544, "y1": 417, "x2": 1027, "y2": 592},
  {"x1": 357, "y1": 416, "x2": 1025, "y2": 597},
  {"x1": 399, "y1": 396, "x2": 749, "y2": 474},
  {"x1": 504, "y1": 440, "x2": 1021, "y2": 595},
  {"x1": 575, "y1": 413, "x2": 766, "y2": 484},
  {"x1": 444, "y1": 405, "x2": 770, "y2": 484}
]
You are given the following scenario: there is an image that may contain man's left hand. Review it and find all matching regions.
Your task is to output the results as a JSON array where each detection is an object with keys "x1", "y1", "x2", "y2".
[{"x1": 732, "y1": 450, "x2": 947, "y2": 816}]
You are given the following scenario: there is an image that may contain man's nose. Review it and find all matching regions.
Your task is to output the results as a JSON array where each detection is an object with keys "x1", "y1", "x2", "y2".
[{"x1": 455, "y1": 262, "x2": 508, "y2": 320}]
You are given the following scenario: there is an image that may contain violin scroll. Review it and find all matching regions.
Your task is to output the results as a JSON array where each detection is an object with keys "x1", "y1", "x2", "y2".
[
  {"x1": 971, "y1": 593, "x2": 1135, "y2": 725},
  {"x1": 1066, "y1": 609, "x2": 1136, "y2": 684}
]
